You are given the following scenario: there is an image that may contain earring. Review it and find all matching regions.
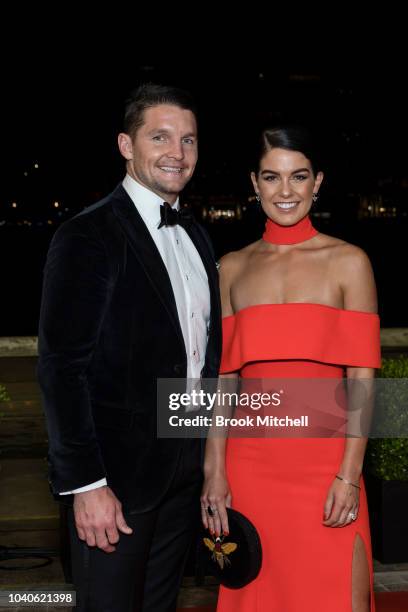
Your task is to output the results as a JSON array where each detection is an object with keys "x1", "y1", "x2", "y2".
[
  {"x1": 255, "y1": 194, "x2": 261, "y2": 202},
  {"x1": 312, "y1": 193, "x2": 319, "y2": 203}
]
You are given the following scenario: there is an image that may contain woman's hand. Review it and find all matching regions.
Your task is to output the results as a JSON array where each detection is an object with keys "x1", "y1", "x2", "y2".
[
  {"x1": 322, "y1": 476, "x2": 360, "y2": 527},
  {"x1": 201, "y1": 472, "x2": 232, "y2": 537}
]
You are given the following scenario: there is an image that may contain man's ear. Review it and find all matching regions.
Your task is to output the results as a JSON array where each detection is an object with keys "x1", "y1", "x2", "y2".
[{"x1": 118, "y1": 133, "x2": 133, "y2": 160}]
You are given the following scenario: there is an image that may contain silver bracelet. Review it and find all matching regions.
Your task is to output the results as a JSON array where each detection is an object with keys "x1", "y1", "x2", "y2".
[{"x1": 335, "y1": 474, "x2": 361, "y2": 489}]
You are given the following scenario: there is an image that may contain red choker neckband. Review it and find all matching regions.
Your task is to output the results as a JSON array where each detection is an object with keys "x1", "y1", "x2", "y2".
[{"x1": 262, "y1": 216, "x2": 318, "y2": 245}]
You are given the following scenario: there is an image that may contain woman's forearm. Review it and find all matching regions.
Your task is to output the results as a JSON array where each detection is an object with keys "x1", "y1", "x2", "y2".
[
  {"x1": 203, "y1": 372, "x2": 238, "y2": 477},
  {"x1": 204, "y1": 437, "x2": 228, "y2": 476},
  {"x1": 339, "y1": 437, "x2": 367, "y2": 481},
  {"x1": 340, "y1": 366, "x2": 375, "y2": 481}
]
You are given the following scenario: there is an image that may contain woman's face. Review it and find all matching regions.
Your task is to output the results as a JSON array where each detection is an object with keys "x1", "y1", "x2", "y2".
[{"x1": 251, "y1": 147, "x2": 323, "y2": 225}]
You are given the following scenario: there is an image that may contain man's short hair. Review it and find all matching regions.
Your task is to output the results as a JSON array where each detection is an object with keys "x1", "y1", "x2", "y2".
[{"x1": 123, "y1": 83, "x2": 198, "y2": 138}]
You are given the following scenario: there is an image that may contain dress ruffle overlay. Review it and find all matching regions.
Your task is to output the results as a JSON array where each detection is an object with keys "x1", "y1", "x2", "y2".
[{"x1": 217, "y1": 303, "x2": 381, "y2": 612}]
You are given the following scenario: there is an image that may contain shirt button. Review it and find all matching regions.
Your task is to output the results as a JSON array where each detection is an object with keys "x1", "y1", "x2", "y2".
[{"x1": 193, "y1": 350, "x2": 197, "y2": 356}]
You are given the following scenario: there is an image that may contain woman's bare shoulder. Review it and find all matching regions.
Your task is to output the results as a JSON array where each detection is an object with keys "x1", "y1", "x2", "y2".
[
  {"x1": 218, "y1": 240, "x2": 260, "y2": 270},
  {"x1": 319, "y1": 235, "x2": 375, "y2": 299},
  {"x1": 318, "y1": 233, "x2": 371, "y2": 264}
]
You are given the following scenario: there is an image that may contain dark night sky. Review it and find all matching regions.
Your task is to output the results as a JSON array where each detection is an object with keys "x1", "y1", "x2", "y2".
[
  {"x1": 0, "y1": 0, "x2": 404, "y2": 197},
  {"x1": 2, "y1": 18, "x2": 407, "y2": 214},
  {"x1": 3, "y1": 65, "x2": 406, "y2": 201}
]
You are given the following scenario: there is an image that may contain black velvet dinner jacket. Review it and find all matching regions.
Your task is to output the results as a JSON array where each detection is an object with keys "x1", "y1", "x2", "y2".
[{"x1": 37, "y1": 184, "x2": 221, "y2": 512}]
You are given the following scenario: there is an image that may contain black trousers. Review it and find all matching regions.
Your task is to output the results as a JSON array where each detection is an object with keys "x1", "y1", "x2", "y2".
[{"x1": 68, "y1": 440, "x2": 202, "y2": 612}]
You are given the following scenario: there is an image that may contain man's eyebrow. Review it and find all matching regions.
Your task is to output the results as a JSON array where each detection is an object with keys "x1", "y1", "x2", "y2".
[{"x1": 147, "y1": 128, "x2": 169, "y2": 134}]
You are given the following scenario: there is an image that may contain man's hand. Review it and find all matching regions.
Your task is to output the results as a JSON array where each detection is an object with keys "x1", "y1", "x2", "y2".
[{"x1": 73, "y1": 486, "x2": 133, "y2": 552}]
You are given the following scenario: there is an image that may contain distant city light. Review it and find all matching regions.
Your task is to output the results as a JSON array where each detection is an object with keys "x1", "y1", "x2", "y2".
[
  {"x1": 23, "y1": 172, "x2": 28, "y2": 177},
  {"x1": 208, "y1": 208, "x2": 236, "y2": 221},
  {"x1": 34, "y1": 163, "x2": 39, "y2": 169},
  {"x1": 11, "y1": 202, "x2": 17, "y2": 208},
  {"x1": 47, "y1": 220, "x2": 53, "y2": 225},
  {"x1": 54, "y1": 201, "x2": 60, "y2": 208},
  {"x1": 312, "y1": 211, "x2": 332, "y2": 219}
]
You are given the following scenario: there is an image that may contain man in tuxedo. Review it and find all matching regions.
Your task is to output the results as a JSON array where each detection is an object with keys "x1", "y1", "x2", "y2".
[{"x1": 38, "y1": 83, "x2": 221, "y2": 611}]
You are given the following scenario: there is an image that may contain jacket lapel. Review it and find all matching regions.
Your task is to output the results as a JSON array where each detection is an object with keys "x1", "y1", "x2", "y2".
[{"x1": 111, "y1": 185, "x2": 185, "y2": 348}]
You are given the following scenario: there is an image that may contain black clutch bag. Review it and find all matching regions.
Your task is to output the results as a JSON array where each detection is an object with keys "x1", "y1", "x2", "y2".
[{"x1": 201, "y1": 507, "x2": 262, "y2": 589}]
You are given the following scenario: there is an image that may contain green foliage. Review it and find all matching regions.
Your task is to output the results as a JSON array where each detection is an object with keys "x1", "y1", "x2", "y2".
[
  {"x1": 379, "y1": 355, "x2": 408, "y2": 378},
  {"x1": 366, "y1": 355, "x2": 408, "y2": 481},
  {"x1": 0, "y1": 383, "x2": 10, "y2": 402}
]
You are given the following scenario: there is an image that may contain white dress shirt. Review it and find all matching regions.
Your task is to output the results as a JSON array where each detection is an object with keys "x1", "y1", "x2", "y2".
[{"x1": 60, "y1": 175, "x2": 211, "y2": 495}]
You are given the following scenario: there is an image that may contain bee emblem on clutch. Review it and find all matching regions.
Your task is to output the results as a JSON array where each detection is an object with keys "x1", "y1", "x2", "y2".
[{"x1": 203, "y1": 536, "x2": 238, "y2": 569}]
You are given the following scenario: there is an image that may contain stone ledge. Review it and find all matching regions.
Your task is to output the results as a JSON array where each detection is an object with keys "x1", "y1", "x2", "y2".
[
  {"x1": 381, "y1": 328, "x2": 408, "y2": 348},
  {"x1": 0, "y1": 338, "x2": 38, "y2": 358}
]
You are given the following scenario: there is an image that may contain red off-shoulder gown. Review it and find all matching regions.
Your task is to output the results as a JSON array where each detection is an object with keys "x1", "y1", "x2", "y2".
[{"x1": 217, "y1": 303, "x2": 381, "y2": 612}]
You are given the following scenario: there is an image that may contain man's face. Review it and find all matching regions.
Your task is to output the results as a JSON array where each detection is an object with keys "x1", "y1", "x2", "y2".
[{"x1": 118, "y1": 104, "x2": 198, "y2": 204}]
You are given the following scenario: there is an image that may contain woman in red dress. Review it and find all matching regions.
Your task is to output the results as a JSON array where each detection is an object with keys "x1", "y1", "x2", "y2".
[{"x1": 201, "y1": 126, "x2": 380, "y2": 611}]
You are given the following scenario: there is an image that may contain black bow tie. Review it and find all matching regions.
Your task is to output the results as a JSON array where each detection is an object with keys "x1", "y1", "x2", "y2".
[{"x1": 158, "y1": 202, "x2": 193, "y2": 229}]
